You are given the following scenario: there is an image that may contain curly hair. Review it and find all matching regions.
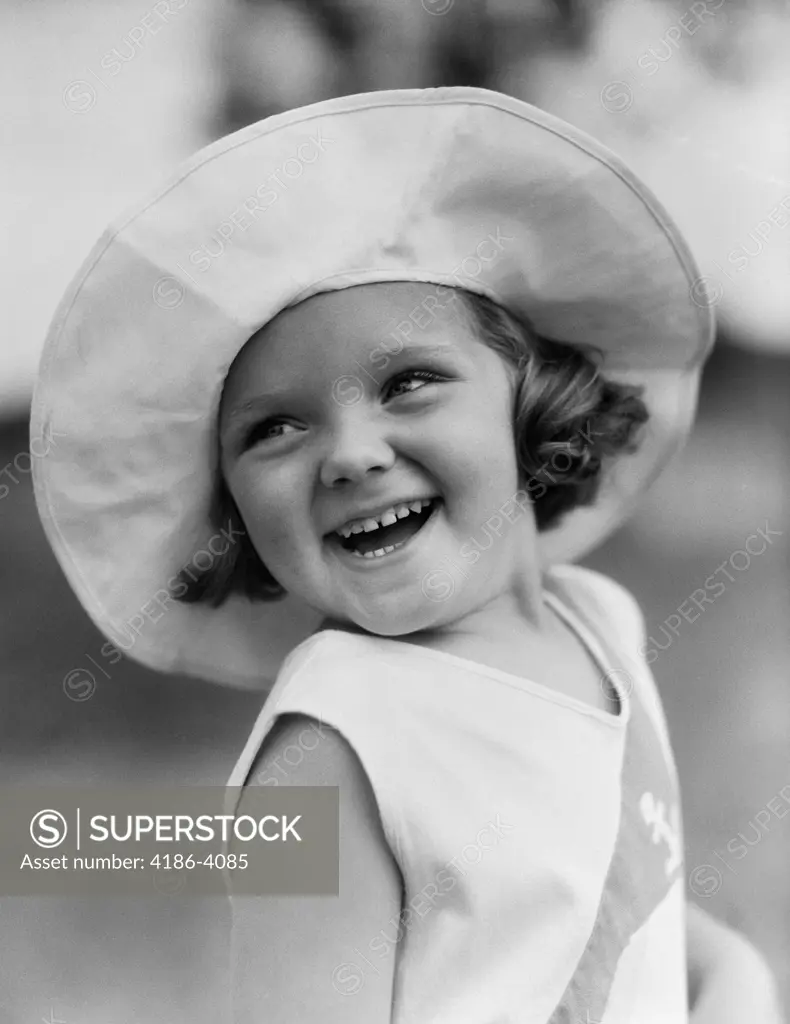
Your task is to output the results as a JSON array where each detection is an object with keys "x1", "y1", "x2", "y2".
[
  {"x1": 172, "y1": 287, "x2": 648, "y2": 607},
  {"x1": 458, "y1": 291, "x2": 648, "y2": 530}
]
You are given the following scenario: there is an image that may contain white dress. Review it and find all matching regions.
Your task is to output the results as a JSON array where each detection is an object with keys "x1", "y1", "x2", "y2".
[{"x1": 225, "y1": 565, "x2": 687, "y2": 1023}]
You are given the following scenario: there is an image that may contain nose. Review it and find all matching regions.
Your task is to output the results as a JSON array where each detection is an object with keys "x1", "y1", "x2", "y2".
[{"x1": 319, "y1": 417, "x2": 395, "y2": 488}]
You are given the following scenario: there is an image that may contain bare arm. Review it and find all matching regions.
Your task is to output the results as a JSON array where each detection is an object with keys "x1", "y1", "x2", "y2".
[
  {"x1": 230, "y1": 713, "x2": 402, "y2": 1024},
  {"x1": 687, "y1": 901, "x2": 784, "y2": 1023}
]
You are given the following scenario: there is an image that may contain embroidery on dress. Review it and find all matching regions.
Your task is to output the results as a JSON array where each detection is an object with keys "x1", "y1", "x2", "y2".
[{"x1": 639, "y1": 791, "x2": 682, "y2": 878}]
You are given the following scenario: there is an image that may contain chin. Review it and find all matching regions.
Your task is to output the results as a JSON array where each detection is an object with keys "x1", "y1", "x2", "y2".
[{"x1": 348, "y1": 597, "x2": 446, "y2": 639}]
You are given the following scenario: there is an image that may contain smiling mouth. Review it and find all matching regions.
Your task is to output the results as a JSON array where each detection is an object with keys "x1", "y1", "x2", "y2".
[{"x1": 330, "y1": 498, "x2": 442, "y2": 559}]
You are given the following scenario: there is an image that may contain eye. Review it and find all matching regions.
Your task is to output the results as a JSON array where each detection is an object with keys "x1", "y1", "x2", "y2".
[
  {"x1": 384, "y1": 369, "x2": 445, "y2": 400},
  {"x1": 241, "y1": 418, "x2": 299, "y2": 449}
]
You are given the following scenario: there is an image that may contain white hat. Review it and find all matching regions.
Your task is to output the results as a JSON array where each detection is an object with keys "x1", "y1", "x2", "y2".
[{"x1": 31, "y1": 87, "x2": 714, "y2": 689}]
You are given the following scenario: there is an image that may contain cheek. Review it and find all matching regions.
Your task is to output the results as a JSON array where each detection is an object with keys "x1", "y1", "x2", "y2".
[
  {"x1": 432, "y1": 394, "x2": 519, "y2": 493},
  {"x1": 247, "y1": 510, "x2": 292, "y2": 564},
  {"x1": 227, "y1": 464, "x2": 308, "y2": 562}
]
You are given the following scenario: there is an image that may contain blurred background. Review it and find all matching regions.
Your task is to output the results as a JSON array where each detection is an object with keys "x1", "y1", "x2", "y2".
[{"x1": 1, "y1": 0, "x2": 788, "y2": 1021}]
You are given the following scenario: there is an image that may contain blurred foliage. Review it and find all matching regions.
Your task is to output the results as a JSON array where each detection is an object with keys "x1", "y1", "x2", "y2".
[{"x1": 215, "y1": 0, "x2": 786, "y2": 133}]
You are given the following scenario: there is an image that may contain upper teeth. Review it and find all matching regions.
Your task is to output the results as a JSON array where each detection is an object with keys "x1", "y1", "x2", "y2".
[{"x1": 336, "y1": 499, "x2": 433, "y2": 538}]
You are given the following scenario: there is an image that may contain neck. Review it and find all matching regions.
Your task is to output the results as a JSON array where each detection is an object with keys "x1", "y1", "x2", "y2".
[
  {"x1": 318, "y1": 558, "x2": 551, "y2": 646},
  {"x1": 412, "y1": 582, "x2": 551, "y2": 649}
]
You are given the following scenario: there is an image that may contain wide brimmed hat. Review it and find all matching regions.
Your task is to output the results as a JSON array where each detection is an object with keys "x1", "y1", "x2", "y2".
[{"x1": 31, "y1": 87, "x2": 714, "y2": 690}]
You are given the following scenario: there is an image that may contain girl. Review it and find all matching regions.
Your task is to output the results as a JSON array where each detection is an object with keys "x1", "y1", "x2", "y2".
[{"x1": 31, "y1": 88, "x2": 782, "y2": 1023}]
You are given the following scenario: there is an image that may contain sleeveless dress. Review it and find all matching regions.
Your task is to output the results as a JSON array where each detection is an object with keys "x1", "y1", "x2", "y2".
[{"x1": 224, "y1": 565, "x2": 687, "y2": 1023}]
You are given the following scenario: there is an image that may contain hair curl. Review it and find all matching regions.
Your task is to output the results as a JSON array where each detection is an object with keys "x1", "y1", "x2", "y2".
[
  {"x1": 458, "y1": 291, "x2": 648, "y2": 530},
  {"x1": 172, "y1": 287, "x2": 648, "y2": 607}
]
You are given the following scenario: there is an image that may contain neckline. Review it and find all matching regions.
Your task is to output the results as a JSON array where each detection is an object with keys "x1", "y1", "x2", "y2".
[
  {"x1": 543, "y1": 589, "x2": 628, "y2": 721},
  {"x1": 311, "y1": 592, "x2": 631, "y2": 729}
]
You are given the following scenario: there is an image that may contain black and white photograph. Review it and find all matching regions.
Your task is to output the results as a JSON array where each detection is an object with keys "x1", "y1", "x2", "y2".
[{"x1": 1, "y1": 0, "x2": 789, "y2": 1021}]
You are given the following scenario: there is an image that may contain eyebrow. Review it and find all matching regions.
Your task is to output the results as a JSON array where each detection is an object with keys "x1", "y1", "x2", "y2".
[
  {"x1": 223, "y1": 389, "x2": 292, "y2": 423},
  {"x1": 366, "y1": 334, "x2": 468, "y2": 374},
  {"x1": 380, "y1": 336, "x2": 460, "y2": 356}
]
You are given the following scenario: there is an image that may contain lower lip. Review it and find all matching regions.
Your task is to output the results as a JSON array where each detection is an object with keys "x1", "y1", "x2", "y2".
[{"x1": 329, "y1": 502, "x2": 442, "y2": 570}]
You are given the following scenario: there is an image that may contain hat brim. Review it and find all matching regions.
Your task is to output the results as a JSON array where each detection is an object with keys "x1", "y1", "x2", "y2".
[{"x1": 31, "y1": 87, "x2": 714, "y2": 689}]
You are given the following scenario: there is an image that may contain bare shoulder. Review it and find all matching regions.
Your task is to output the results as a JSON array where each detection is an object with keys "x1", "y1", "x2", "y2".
[
  {"x1": 246, "y1": 711, "x2": 373, "y2": 791},
  {"x1": 231, "y1": 713, "x2": 402, "y2": 1024}
]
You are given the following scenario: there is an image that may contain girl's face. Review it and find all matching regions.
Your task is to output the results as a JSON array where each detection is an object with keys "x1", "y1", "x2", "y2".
[{"x1": 219, "y1": 282, "x2": 540, "y2": 636}]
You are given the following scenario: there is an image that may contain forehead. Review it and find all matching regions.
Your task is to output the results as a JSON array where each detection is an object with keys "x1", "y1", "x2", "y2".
[
  {"x1": 278, "y1": 280, "x2": 469, "y2": 338},
  {"x1": 220, "y1": 281, "x2": 476, "y2": 408}
]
